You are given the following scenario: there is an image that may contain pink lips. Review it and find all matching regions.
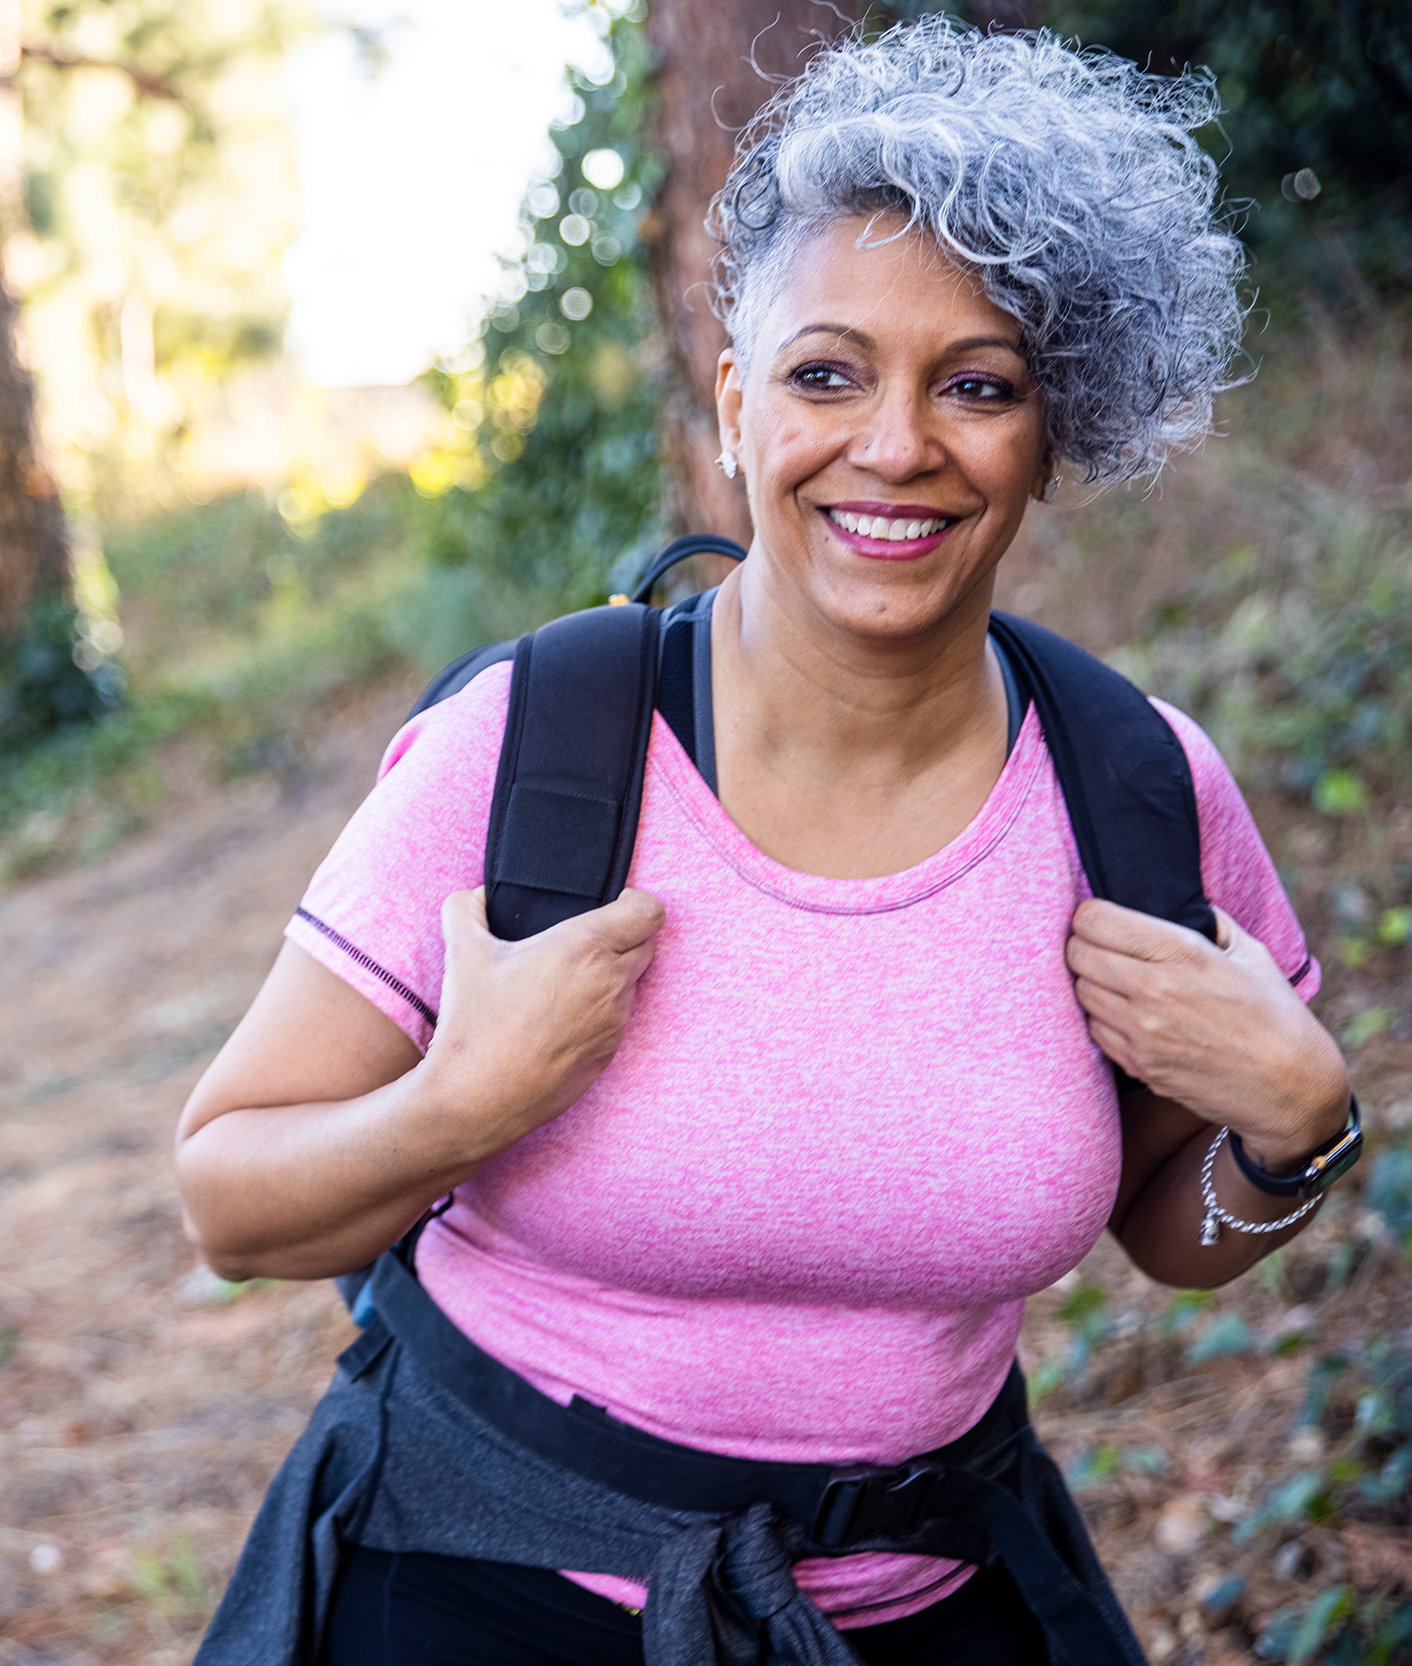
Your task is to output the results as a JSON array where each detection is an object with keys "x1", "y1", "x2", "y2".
[{"x1": 821, "y1": 502, "x2": 956, "y2": 562}]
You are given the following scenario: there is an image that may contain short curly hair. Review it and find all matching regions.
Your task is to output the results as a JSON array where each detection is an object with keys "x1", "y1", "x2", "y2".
[{"x1": 709, "y1": 18, "x2": 1249, "y2": 483}]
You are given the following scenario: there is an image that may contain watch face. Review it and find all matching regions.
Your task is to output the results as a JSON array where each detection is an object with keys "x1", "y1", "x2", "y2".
[{"x1": 1309, "y1": 1135, "x2": 1363, "y2": 1196}]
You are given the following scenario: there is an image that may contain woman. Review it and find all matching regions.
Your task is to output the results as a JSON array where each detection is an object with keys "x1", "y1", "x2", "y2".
[{"x1": 182, "y1": 20, "x2": 1357, "y2": 1666}]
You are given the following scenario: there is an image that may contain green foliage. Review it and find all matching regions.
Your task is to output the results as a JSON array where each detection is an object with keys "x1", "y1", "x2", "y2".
[
  {"x1": 1187, "y1": 1311, "x2": 1255, "y2": 1363},
  {"x1": 1115, "y1": 464, "x2": 1412, "y2": 823},
  {"x1": 1257, "y1": 1593, "x2": 1412, "y2": 1665},
  {"x1": 1366, "y1": 1145, "x2": 1412, "y2": 1245},
  {"x1": 0, "y1": 476, "x2": 429, "y2": 874},
  {"x1": 1163, "y1": 1286, "x2": 1216, "y2": 1333},
  {"x1": 1040, "y1": 0, "x2": 1412, "y2": 306},
  {"x1": 0, "y1": 595, "x2": 123, "y2": 755},
  {"x1": 131, "y1": 1534, "x2": 206, "y2": 1615},
  {"x1": 20, "y1": 0, "x2": 310, "y2": 381},
  {"x1": 102, "y1": 479, "x2": 415, "y2": 662},
  {"x1": 1064, "y1": 1442, "x2": 1168, "y2": 1490},
  {"x1": 1238, "y1": 1335, "x2": 1412, "y2": 1569},
  {"x1": 411, "y1": 1, "x2": 663, "y2": 660}
]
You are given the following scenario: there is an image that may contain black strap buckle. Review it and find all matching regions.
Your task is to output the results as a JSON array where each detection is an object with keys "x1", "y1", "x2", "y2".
[{"x1": 811, "y1": 1459, "x2": 947, "y2": 1548}]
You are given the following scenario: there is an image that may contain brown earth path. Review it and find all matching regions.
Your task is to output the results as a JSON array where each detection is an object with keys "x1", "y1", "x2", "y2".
[{"x1": 0, "y1": 685, "x2": 417, "y2": 1664}]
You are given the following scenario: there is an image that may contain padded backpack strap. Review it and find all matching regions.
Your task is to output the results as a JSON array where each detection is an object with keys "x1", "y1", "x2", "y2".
[
  {"x1": 989, "y1": 611, "x2": 1217, "y2": 941},
  {"x1": 484, "y1": 603, "x2": 660, "y2": 940}
]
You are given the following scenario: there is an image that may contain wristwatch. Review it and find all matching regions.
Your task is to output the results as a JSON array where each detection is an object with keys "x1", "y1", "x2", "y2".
[{"x1": 1228, "y1": 1096, "x2": 1363, "y2": 1201}]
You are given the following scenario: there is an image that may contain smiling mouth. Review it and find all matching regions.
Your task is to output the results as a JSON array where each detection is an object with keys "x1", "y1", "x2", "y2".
[{"x1": 826, "y1": 507, "x2": 955, "y2": 542}]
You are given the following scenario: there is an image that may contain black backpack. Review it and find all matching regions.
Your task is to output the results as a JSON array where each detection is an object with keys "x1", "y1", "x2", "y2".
[
  {"x1": 335, "y1": 534, "x2": 1216, "y2": 1316},
  {"x1": 408, "y1": 533, "x2": 1216, "y2": 945}
]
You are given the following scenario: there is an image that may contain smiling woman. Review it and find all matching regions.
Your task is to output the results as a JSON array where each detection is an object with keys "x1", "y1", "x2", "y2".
[{"x1": 182, "y1": 20, "x2": 1356, "y2": 1666}]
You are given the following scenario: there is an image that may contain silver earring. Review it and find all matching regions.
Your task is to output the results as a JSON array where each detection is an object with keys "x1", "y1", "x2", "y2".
[
  {"x1": 716, "y1": 450, "x2": 738, "y2": 480},
  {"x1": 1042, "y1": 475, "x2": 1059, "y2": 504}
]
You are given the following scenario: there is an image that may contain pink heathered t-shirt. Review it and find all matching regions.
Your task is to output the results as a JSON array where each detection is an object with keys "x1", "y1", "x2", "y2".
[{"x1": 287, "y1": 659, "x2": 1317, "y2": 1628}]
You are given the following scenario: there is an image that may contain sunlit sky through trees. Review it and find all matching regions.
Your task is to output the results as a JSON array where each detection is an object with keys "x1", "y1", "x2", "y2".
[{"x1": 284, "y1": 0, "x2": 609, "y2": 388}]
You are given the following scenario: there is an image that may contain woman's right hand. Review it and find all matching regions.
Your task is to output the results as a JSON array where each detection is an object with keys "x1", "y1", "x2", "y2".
[
  {"x1": 421, "y1": 886, "x2": 666, "y2": 1161},
  {"x1": 175, "y1": 887, "x2": 663, "y2": 1282}
]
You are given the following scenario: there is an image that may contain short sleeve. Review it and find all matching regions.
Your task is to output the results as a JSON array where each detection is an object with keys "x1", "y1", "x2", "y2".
[
  {"x1": 284, "y1": 662, "x2": 514, "y2": 1051},
  {"x1": 1153, "y1": 699, "x2": 1320, "y2": 1001}
]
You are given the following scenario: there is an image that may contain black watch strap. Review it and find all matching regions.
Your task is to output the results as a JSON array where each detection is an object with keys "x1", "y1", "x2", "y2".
[{"x1": 1228, "y1": 1096, "x2": 1363, "y2": 1200}]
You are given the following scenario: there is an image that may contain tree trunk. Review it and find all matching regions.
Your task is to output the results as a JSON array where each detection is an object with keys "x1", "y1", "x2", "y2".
[
  {"x1": 645, "y1": 0, "x2": 864, "y2": 568},
  {"x1": 0, "y1": 0, "x2": 69, "y2": 638}
]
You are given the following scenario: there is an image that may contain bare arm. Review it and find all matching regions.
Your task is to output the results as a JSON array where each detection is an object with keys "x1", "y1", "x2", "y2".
[
  {"x1": 176, "y1": 886, "x2": 665, "y2": 1282},
  {"x1": 1067, "y1": 901, "x2": 1352, "y2": 1289}
]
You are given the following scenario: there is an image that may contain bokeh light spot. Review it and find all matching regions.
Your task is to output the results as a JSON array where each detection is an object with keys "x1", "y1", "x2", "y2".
[{"x1": 581, "y1": 149, "x2": 625, "y2": 190}]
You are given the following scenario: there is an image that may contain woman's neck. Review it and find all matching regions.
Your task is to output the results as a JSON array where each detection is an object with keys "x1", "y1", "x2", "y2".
[{"x1": 709, "y1": 557, "x2": 1012, "y2": 880}]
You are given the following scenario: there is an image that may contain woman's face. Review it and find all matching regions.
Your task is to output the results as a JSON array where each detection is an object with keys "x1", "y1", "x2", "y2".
[{"x1": 716, "y1": 216, "x2": 1050, "y2": 643}]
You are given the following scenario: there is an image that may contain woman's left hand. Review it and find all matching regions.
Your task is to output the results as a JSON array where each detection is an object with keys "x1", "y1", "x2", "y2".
[{"x1": 1066, "y1": 899, "x2": 1350, "y2": 1168}]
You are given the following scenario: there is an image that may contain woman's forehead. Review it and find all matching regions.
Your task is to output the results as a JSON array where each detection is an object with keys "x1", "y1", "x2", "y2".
[{"x1": 764, "y1": 219, "x2": 1022, "y2": 356}]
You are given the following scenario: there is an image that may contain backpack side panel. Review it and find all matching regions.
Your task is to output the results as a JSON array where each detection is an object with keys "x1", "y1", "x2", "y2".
[{"x1": 405, "y1": 640, "x2": 518, "y2": 722}]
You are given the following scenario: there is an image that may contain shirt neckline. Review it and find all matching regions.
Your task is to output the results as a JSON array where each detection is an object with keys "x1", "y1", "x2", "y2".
[{"x1": 647, "y1": 701, "x2": 1048, "y2": 916}]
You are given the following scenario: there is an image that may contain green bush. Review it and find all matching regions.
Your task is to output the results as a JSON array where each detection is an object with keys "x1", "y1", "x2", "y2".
[
  {"x1": 0, "y1": 595, "x2": 123, "y2": 755},
  {"x1": 1041, "y1": 0, "x2": 1412, "y2": 307},
  {"x1": 412, "y1": 4, "x2": 663, "y2": 638}
]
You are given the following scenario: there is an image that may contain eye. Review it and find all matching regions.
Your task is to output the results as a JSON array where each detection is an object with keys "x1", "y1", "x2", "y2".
[
  {"x1": 944, "y1": 375, "x2": 1015, "y2": 402},
  {"x1": 790, "y1": 362, "x2": 856, "y2": 392}
]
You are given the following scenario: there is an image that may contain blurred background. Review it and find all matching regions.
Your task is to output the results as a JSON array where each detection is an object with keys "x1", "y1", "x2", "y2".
[{"x1": 0, "y1": 1, "x2": 1409, "y2": 1662}]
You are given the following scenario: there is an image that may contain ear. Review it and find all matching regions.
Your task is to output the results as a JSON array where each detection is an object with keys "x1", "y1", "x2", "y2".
[
  {"x1": 715, "y1": 350, "x2": 743, "y2": 459},
  {"x1": 1029, "y1": 442, "x2": 1056, "y2": 504}
]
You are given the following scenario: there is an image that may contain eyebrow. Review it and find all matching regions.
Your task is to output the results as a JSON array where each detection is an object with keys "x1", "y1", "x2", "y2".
[
  {"x1": 778, "y1": 323, "x2": 877, "y2": 352},
  {"x1": 777, "y1": 324, "x2": 1026, "y2": 358}
]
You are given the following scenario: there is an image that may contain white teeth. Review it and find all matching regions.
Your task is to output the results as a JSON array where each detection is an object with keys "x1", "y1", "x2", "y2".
[{"x1": 827, "y1": 509, "x2": 948, "y2": 538}]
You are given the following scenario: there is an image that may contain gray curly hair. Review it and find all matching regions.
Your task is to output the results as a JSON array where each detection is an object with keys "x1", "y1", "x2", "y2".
[{"x1": 709, "y1": 18, "x2": 1249, "y2": 483}]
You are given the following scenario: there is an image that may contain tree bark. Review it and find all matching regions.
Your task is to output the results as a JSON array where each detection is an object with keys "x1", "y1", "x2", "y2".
[
  {"x1": 0, "y1": 0, "x2": 70, "y2": 638},
  {"x1": 644, "y1": 0, "x2": 864, "y2": 565}
]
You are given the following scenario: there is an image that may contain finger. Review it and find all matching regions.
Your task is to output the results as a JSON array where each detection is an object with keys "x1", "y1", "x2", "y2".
[
  {"x1": 1070, "y1": 898, "x2": 1211, "y2": 964},
  {"x1": 615, "y1": 935, "x2": 660, "y2": 986},
  {"x1": 1212, "y1": 904, "x2": 1237, "y2": 952},
  {"x1": 1066, "y1": 934, "x2": 1145, "y2": 995},
  {"x1": 442, "y1": 886, "x2": 491, "y2": 945},
  {"x1": 1067, "y1": 934, "x2": 1174, "y2": 1001},
  {"x1": 1072, "y1": 977, "x2": 1133, "y2": 1028},
  {"x1": 577, "y1": 888, "x2": 666, "y2": 952},
  {"x1": 1086, "y1": 1016, "x2": 1137, "y2": 1072}
]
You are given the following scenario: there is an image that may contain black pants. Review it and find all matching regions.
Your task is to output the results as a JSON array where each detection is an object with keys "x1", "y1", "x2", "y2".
[{"x1": 322, "y1": 1547, "x2": 1048, "y2": 1665}]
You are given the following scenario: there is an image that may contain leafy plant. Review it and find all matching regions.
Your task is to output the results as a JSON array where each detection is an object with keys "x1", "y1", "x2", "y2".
[
  {"x1": 1367, "y1": 1146, "x2": 1412, "y2": 1247},
  {"x1": 1040, "y1": 0, "x2": 1412, "y2": 309},
  {"x1": 410, "y1": 1, "x2": 664, "y2": 666},
  {"x1": 0, "y1": 596, "x2": 123, "y2": 755},
  {"x1": 131, "y1": 1535, "x2": 206, "y2": 1615}
]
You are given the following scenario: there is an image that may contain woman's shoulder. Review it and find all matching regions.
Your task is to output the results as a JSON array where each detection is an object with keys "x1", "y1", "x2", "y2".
[
  {"x1": 287, "y1": 661, "x2": 515, "y2": 1050},
  {"x1": 375, "y1": 658, "x2": 514, "y2": 790}
]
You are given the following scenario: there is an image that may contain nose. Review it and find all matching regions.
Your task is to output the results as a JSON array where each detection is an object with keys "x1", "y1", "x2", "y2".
[{"x1": 846, "y1": 386, "x2": 940, "y2": 482}]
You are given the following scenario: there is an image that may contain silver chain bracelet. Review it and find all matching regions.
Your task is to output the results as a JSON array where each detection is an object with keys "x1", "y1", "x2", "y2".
[{"x1": 1198, "y1": 1127, "x2": 1321, "y2": 1246}]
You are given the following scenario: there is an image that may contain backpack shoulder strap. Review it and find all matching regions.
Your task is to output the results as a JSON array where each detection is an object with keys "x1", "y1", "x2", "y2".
[
  {"x1": 407, "y1": 535, "x2": 746, "y2": 944},
  {"x1": 988, "y1": 610, "x2": 1217, "y2": 941},
  {"x1": 484, "y1": 602, "x2": 660, "y2": 940}
]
